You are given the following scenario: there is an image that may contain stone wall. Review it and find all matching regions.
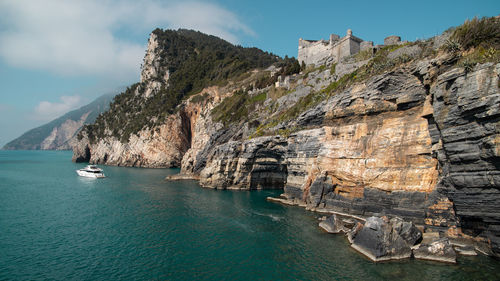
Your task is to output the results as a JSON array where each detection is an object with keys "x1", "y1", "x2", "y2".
[
  {"x1": 298, "y1": 39, "x2": 332, "y2": 66},
  {"x1": 384, "y1": 35, "x2": 401, "y2": 45},
  {"x1": 298, "y1": 30, "x2": 365, "y2": 66},
  {"x1": 360, "y1": 41, "x2": 374, "y2": 51},
  {"x1": 336, "y1": 36, "x2": 362, "y2": 61}
]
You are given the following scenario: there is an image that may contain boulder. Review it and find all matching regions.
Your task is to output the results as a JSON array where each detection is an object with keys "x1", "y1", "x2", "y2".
[
  {"x1": 390, "y1": 217, "x2": 422, "y2": 246},
  {"x1": 413, "y1": 238, "x2": 457, "y2": 263},
  {"x1": 319, "y1": 215, "x2": 348, "y2": 234},
  {"x1": 351, "y1": 216, "x2": 422, "y2": 262}
]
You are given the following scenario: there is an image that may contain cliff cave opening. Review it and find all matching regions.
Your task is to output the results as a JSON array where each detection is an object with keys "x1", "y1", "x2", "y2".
[
  {"x1": 248, "y1": 150, "x2": 288, "y2": 190},
  {"x1": 74, "y1": 145, "x2": 91, "y2": 163}
]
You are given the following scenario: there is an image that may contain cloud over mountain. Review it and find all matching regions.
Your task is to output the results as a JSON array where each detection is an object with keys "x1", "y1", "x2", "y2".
[{"x1": 34, "y1": 95, "x2": 83, "y2": 122}]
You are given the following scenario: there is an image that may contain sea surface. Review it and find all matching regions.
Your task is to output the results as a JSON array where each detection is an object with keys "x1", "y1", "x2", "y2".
[{"x1": 0, "y1": 150, "x2": 499, "y2": 280}]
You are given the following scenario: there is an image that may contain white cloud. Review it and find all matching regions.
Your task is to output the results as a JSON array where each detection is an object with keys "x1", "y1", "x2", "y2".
[
  {"x1": 0, "y1": 0, "x2": 253, "y2": 82},
  {"x1": 33, "y1": 95, "x2": 83, "y2": 121},
  {"x1": 147, "y1": 1, "x2": 256, "y2": 43}
]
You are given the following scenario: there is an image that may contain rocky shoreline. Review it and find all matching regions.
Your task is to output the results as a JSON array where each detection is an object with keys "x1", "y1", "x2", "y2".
[{"x1": 267, "y1": 194, "x2": 490, "y2": 263}]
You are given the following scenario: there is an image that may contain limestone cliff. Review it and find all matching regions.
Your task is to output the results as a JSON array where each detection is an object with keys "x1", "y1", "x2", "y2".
[
  {"x1": 174, "y1": 57, "x2": 499, "y2": 256},
  {"x1": 73, "y1": 20, "x2": 500, "y2": 256},
  {"x1": 72, "y1": 28, "x2": 281, "y2": 167}
]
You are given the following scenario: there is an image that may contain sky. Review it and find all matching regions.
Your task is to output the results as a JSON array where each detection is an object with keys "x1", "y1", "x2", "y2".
[{"x1": 0, "y1": 0, "x2": 499, "y2": 147}]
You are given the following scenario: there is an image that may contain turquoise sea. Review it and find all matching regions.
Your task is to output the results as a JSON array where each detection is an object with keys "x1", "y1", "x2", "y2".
[{"x1": 0, "y1": 150, "x2": 499, "y2": 280}]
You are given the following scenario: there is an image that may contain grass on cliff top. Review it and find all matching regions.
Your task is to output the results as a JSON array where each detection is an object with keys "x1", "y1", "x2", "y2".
[
  {"x1": 211, "y1": 90, "x2": 267, "y2": 126},
  {"x1": 458, "y1": 46, "x2": 500, "y2": 72},
  {"x1": 451, "y1": 16, "x2": 500, "y2": 51},
  {"x1": 442, "y1": 16, "x2": 500, "y2": 72}
]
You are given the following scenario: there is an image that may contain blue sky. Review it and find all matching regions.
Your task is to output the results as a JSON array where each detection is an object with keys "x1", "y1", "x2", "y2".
[{"x1": 0, "y1": 0, "x2": 499, "y2": 147}]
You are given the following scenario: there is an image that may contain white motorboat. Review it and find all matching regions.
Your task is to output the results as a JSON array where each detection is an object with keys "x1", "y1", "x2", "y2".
[{"x1": 76, "y1": 165, "x2": 106, "y2": 178}]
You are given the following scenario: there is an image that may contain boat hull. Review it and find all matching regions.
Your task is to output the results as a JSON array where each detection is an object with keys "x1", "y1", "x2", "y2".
[{"x1": 76, "y1": 170, "x2": 105, "y2": 178}]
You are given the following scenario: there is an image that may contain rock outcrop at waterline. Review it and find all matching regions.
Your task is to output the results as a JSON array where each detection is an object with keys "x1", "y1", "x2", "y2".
[
  {"x1": 317, "y1": 214, "x2": 461, "y2": 263},
  {"x1": 350, "y1": 216, "x2": 422, "y2": 262},
  {"x1": 73, "y1": 22, "x2": 500, "y2": 258}
]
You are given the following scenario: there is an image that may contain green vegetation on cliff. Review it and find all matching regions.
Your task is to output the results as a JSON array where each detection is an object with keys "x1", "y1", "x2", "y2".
[
  {"x1": 451, "y1": 16, "x2": 500, "y2": 50},
  {"x1": 81, "y1": 29, "x2": 290, "y2": 143},
  {"x1": 152, "y1": 29, "x2": 279, "y2": 98},
  {"x1": 450, "y1": 16, "x2": 500, "y2": 71}
]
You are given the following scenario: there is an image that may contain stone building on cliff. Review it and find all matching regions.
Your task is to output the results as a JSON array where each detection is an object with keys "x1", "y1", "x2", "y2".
[{"x1": 298, "y1": 29, "x2": 404, "y2": 66}]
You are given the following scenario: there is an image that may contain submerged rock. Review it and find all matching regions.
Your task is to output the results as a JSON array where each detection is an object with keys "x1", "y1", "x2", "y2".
[
  {"x1": 350, "y1": 216, "x2": 422, "y2": 262},
  {"x1": 413, "y1": 238, "x2": 457, "y2": 263}
]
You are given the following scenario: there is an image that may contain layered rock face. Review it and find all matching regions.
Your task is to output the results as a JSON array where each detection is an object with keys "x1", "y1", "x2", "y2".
[
  {"x1": 199, "y1": 136, "x2": 287, "y2": 190},
  {"x1": 283, "y1": 70, "x2": 438, "y2": 224},
  {"x1": 281, "y1": 61, "x2": 499, "y2": 255},
  {"x1": 428, "y1": 63, "x2": 500, "y2": 255},
  {"x1": 196, "y1": 61, "x2": 499, "y2": 256}
]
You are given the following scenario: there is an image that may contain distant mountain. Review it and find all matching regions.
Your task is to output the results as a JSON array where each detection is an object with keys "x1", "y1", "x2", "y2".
[{"x1": 3, "y1": 93, "x2": 116, "y2": 150}]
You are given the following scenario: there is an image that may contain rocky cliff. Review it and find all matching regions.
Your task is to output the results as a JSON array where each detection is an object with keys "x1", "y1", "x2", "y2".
[
  {"x1": 73, "y1": 28, "x2": 282, "y2": 167},
  {"x1": 73, "y1": 20, "x2": 500, "y2": 256},
  {"x1": 3, "y1": 93, "x2": 114, "y2": 150}
]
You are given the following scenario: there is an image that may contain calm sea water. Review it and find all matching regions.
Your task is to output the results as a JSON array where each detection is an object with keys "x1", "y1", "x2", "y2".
[{"x1": 0, "y1": 150, "x2": 498, "y2": 280}]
